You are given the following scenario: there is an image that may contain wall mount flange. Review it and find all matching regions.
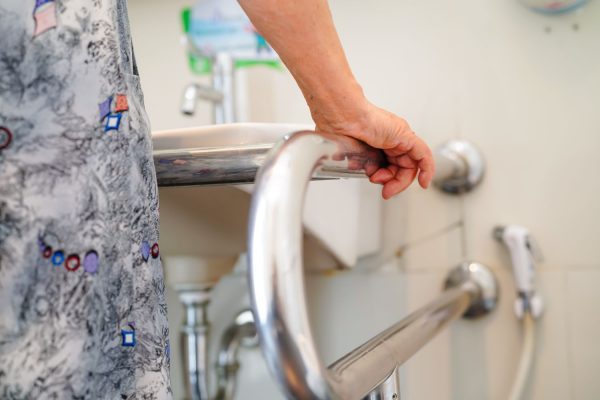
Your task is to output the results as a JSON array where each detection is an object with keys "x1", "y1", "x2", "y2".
[
  {"x1": 444, "y1": 261, "x2": 499, "y2": 319},
  {"x1": 433, "y1": 139, "x2": 485, "y2": 194}
]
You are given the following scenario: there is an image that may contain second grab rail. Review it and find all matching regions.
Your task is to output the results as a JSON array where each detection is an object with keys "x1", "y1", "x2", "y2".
[{"x1": 247, "y1": 131, "x2": 497, "y2": 399}]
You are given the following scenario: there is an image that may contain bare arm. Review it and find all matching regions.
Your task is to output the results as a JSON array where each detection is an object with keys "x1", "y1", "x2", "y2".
[{"x1": 238, "y1": 0, "x2": 434, "y2": 198}]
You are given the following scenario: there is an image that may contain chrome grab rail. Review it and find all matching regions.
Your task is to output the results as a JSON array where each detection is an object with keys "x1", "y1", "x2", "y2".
[
  {"x1": 153, "y1": 130, "x2": 381, "y2": 187},
  {"x1": 247, "y1": 131, "x2": 498, "y2": 399}
]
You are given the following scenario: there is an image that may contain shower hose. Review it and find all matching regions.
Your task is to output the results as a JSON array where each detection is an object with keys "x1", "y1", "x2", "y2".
[{"x1": 508, "y1": 311, "x2": 536, "y2": 400}]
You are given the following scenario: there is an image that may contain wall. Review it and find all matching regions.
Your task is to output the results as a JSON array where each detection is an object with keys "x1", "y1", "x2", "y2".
[{"x1": 128, "y1": 0, "x2": 600, "y2": 399}]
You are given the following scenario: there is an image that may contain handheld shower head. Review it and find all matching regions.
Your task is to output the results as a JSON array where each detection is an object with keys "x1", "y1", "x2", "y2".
[
  {"x1": 492, "y1": 226, "x2": 505, "y2": 241},
  {"x1": 493, "y1": 225, "x2": 544, "y2": 319}
]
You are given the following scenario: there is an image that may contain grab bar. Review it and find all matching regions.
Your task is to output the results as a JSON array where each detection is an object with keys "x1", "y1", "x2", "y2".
[
  {"x1": 153, "y1": 130, "x2": 384, "y2": 187},
  {"x1": 247, "y1": 131, "x2": 498, "y2": 399}
]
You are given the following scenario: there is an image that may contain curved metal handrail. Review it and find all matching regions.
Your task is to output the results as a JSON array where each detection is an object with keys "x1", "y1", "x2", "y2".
[
  {"x1": 247, "y1": 131, "x2": 385, "y2": 399},
  {"x1": 247, "y1": 131, "x2": 495, "y2": 399}
]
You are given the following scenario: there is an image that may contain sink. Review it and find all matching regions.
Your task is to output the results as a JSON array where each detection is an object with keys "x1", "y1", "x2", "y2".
[
  {"x1": 153, "y1": 123, "x2": 382, "y2": 287},
  {"x1": 153, "y1": 122, "x2": 308, "y2": 150}
]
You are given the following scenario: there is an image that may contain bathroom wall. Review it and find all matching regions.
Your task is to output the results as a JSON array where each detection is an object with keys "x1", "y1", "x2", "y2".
[{"x1": 129, "y1": 0, "x2": 600, "y2": 399}]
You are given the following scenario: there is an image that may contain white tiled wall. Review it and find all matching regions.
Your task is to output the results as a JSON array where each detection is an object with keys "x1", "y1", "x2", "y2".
[{"x1": 129, "y1": 0, "x2": 600, "y2": 399}]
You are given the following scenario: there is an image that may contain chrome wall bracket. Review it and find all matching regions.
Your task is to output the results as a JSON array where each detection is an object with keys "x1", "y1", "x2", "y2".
[
  {"x1": 444, "y1": 261, "x2": 499, "y2": 319},
  {"x1": 433, "y1": 139, "x2": 485, "y2": 194},
  {"x1": 363, "y1": 367, "x2": 401, "y2": 400}
]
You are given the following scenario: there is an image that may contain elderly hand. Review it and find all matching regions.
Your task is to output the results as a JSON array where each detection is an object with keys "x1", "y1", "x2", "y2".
[
  {"x1": 313, "y1": 96, "x2": 435, "y2": 199},
  {"x1": 238, "y1": 0, "x2": 435, "y2": 198}
]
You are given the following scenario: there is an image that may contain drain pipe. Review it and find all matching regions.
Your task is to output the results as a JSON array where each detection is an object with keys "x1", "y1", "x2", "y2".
[
  {"x1": 215, "y1": 310, "x2": 258, "y2": 400},
  {"x1": 178, "y1": 285, "x2": 257, "y2": 400},
  {"x1": 179, "y1": 287, "x2": 212, "y2": 400}
]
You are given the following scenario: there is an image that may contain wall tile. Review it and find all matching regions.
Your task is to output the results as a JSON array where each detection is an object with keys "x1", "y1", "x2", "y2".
[
  {"x1": 567, "y1": 270, "x2": 600, "y2": 400},
  {"x1": 129, "y1": 0, "x2": 213, "y2": 130},
  {"x1": 402, "y1": 269, "x2": 571, "y2": 400},
  {"x1": 401, "y1": 272, "x2": 453, "y2": 400},
  {"x1": 305, "y1": 269, "x2": 409, "y2": 365},
  {"x1": 397, "y1": 224, "x2": 464, "y2": 272},
  {"x1": 528, "y1": 271, "x2": 572, "y2": 400},
  {"x1": 449, "y1": 269, "x2": 571, "y2": 400},
  {"x1": 455, "y1": 0, "x2": 600, "y2": 270}
]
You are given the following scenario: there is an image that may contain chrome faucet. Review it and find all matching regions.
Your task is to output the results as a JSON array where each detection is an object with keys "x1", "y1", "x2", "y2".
[{"x1": 181, "y1": 53, "x2": 236, "y2": 124}]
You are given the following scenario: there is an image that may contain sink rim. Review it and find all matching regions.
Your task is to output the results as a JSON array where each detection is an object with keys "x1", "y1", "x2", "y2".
[{"x1": 152, "y1": 122, "x2": 312, "y2": 151}]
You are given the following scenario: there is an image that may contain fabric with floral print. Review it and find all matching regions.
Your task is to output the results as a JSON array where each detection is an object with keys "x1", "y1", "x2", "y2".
[{"x1": 0, "y1": 1, "x2": 171, "y2": 399}]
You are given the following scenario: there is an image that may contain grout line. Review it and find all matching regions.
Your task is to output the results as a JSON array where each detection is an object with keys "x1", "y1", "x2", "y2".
[
  {"x1": 395, "y1": 220, "x2": 462, "y2": 256},
  {"x1": 554, "y1": 264, "x2": 600, "y2": 271},
  {"x1": 564, "y1": 270, "x2": 577, "y2": 400}
]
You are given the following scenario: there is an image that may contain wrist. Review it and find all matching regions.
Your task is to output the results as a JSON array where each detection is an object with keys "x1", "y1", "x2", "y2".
[{"x1": 307, "y1": 81, "x2": 370, "y2": 134}]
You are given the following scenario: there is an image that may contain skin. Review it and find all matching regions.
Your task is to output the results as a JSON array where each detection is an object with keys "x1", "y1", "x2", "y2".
[{"x1": 238, "y1": 0, "x2": 435, "y2": 199}]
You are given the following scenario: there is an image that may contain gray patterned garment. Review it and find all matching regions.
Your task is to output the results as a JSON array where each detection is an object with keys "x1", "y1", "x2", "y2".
[{"x1": 0, "y1": 1, "x2": 171, "y2": 399}]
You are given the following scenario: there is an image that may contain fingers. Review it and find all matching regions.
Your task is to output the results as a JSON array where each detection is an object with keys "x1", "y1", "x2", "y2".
[
  {"x1": 388, "y1": 154, "x2": 418, "y2": 169},
  {"x1": 382, "y1": 167, "x2": 418, "y2": 199},
  {"x1": 369, "y1": 165, "x2": 397, "y2": 184},
  {"x1": 371, "y1": 139, "x2": 434, "y2": 199},
  {"x1": 363, "y1": 161, "x2": 381, "y2": 177},
  {"x1": 406, "y1": 136, "x2": 435, "y2": 189},
  {"x1": 382, "y1": 123, "x2": 435, "y2": 190},
  {"x1": 316, "y1": 102, "x2": 435, "y2": 196},
  {"x1": 418, "y1": 165, "x2": 434, "y2": 189},
  {"x1": 369, "y1": 161, "x2": 419, "y2": 199}
]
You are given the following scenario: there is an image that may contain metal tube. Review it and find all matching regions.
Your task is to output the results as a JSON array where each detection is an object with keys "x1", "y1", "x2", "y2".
[
  {"x1": 179, "y1": 289, "x2": 212, "y2": 400},
  {"x1": 246, "y1": 131, "x2": 487, "y2": 400},
  {"x1": 247, "y1": 132, "x2": 385, "y2": 400},
  {"x1": 362, "y1": 367, "x2": 401, "y2": 400},
  {"x1": 328, "y1": 283, "x2": 477, "y2": 398},
  {"x1": 179, "y1": 52, "x2": 234, "y2": 123},
  {"x1": 154, "y1": 130, "x2": 384, "y2": 187},
  {"x1": 215, "y1": 310, "x2": 258, "y2": 400},
  {"x1": 212, "y1": 53, "x2": 236, "y2": 124}
]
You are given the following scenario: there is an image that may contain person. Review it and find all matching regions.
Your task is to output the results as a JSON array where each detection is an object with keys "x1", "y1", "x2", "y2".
[{"x1": 0, "y1": 0, "x2": 434, "y2": 398}]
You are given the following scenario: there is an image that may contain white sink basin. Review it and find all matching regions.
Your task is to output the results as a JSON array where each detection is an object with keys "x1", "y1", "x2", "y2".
[{"x1": 153, "y1": 122, "x2": 309, "y2": 151}]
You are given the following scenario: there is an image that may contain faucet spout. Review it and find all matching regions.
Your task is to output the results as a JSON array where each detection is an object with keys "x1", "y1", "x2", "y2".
[
  {"x1": 181, "y1": 83, "x2": 224, "y2": 116},
  {"x1": 181, "y1": 53, "x2": 236, "y2": 124}
]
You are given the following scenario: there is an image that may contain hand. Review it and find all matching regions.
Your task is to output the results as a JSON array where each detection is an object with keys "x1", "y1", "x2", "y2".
[
  {"x1": 238, "y1": 0, "x2": 433, "y2": 198},
  {"x1": 314, "y1": 98, "x2": 435, "y2": 199}
]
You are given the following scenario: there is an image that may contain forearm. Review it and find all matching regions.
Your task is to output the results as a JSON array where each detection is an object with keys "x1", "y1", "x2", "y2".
[
  {"x1": 239, "y1": 0, "x2": 435, "y2": 196},
  {"x1": 238, "y1": 0, "x2": 367, "y2": 127}
]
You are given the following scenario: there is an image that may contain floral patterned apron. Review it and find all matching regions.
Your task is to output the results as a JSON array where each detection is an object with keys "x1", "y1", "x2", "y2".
[{"x1": 0, "y1": 1, "x2": 171, "y2": 398}]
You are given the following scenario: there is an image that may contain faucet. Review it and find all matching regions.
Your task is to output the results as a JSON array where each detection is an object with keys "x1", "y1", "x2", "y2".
[{"x1": 181, "y1": 53, "x2": 236, "y2": 124}]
